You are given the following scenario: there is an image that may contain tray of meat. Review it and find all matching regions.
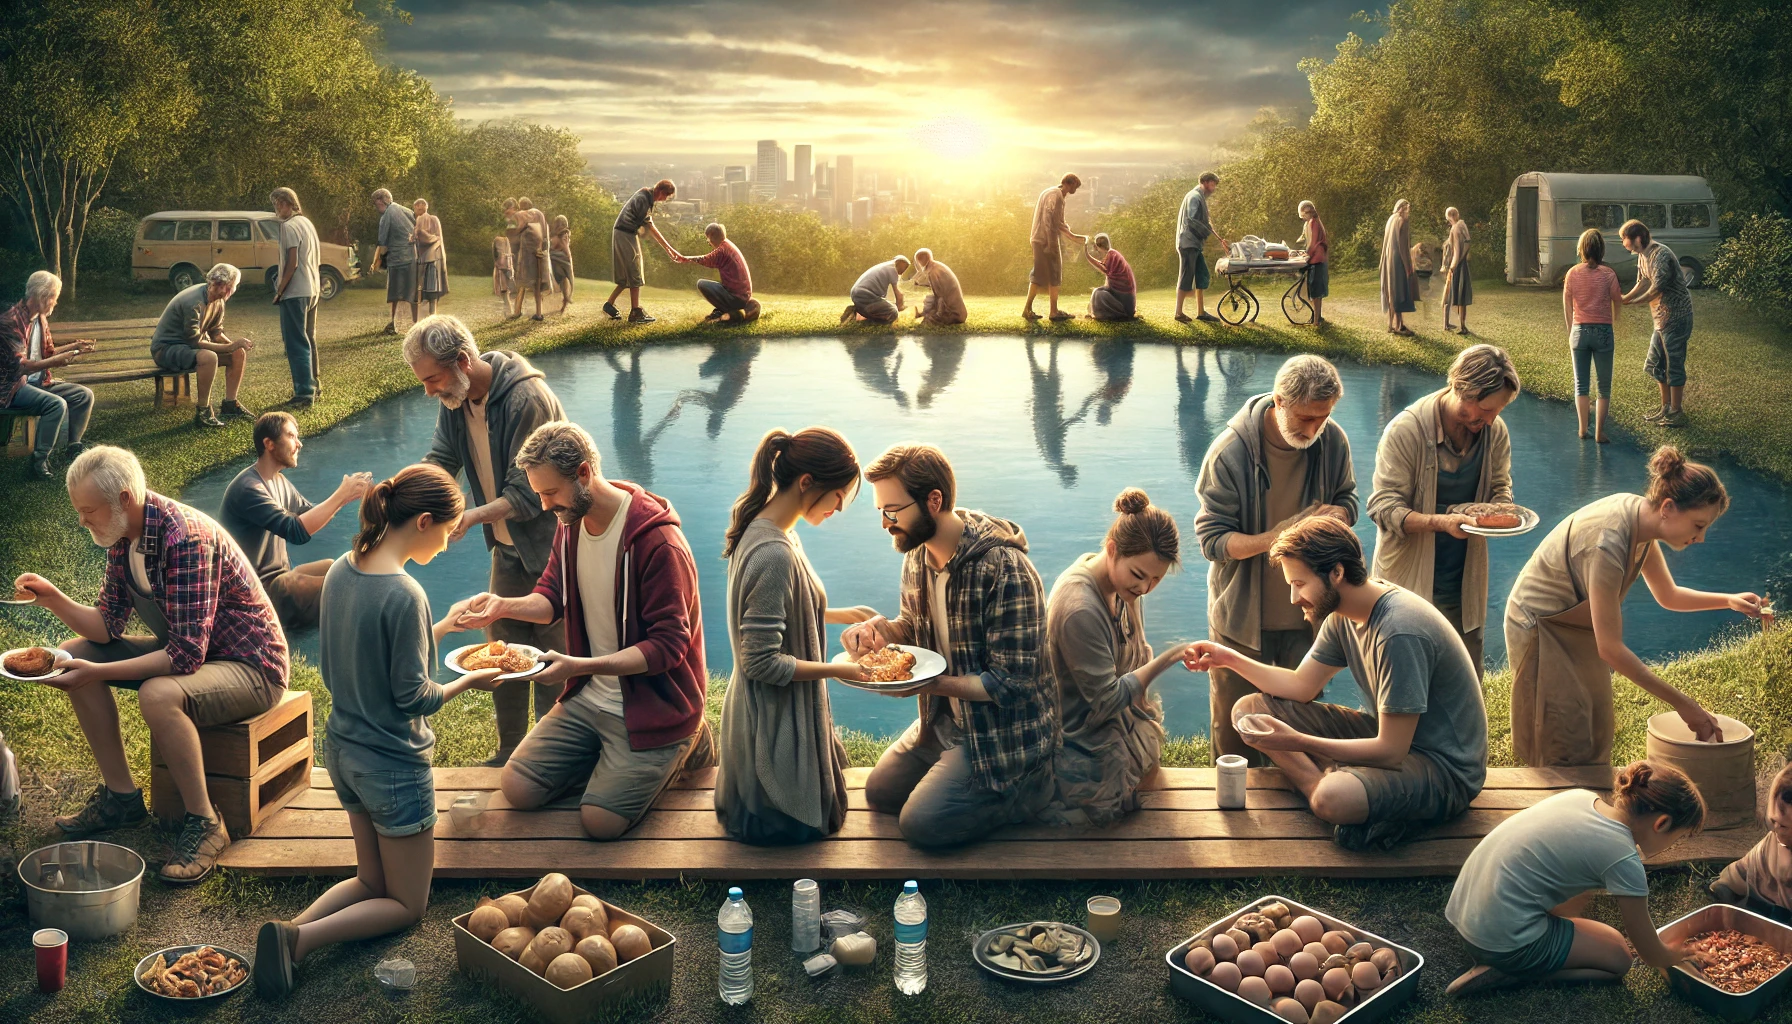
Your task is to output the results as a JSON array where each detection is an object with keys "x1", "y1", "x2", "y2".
[{"x1": 1658, "y1": 903, "x2": 1792, "y2": 1022}]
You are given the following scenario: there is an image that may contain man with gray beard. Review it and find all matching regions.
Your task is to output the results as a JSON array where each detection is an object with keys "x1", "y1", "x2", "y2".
[
  {"x1": 405, "y1": 315, "x2": 566, "y2": 764},
  {"x1": 1194, "y1": 354, "x2": 1358, "y2": 765}
]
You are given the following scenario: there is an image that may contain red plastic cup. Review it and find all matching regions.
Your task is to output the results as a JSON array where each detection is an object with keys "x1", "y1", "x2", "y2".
[{"x1": 34, "y1": 928, "x2": 67, "y2": 993}]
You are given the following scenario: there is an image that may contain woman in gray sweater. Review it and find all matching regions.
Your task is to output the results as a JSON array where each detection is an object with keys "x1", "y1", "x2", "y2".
[
  {"x1": 255, "y1": 464, "x2": 501, "y2": 998},
  {"x1": 716, "y1": 427, "x2": 876, "y2": 845},
  {"x1": 1041, "y1": 489, "x2": 1193, "y2": 826}
]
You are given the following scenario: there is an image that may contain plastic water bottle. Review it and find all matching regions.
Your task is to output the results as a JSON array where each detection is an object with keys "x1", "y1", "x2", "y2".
[
  {"x1": 893, "y1": 879, "x2": 927, "y2": 995},
  {"x1": 717, "y1": 887, "x2": 753, "y2": 1004},
  {"x1": 791, "y1": 878, "x2": 821, "y2": 953}
]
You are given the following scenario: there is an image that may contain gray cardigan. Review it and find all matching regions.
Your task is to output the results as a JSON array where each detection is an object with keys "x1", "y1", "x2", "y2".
[{"x1": 1194, "y1": 392, "x2": 1358, "y2": 649}]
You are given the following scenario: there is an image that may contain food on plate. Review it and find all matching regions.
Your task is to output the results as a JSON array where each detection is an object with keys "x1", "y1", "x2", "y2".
[
  {"x1": 980, "y1": 922, "x2": 1094, "y2": 975},
  {"x1": 525, "y1": 873, "x2": 574, "y2": 928},
  {"x1": 546, "y1": 951, "x2": 593, "y2": 989},
  {"x1": 1345, "y1": 941, "x2": 1374, "y2": 964},
  {"x1": 1322, "y1": 966, "x2": 1352, "y2": 1001},
  {"x1": 1290, "y1": 916, "x2": 1324, "y2": 945},
  {"x1": 576, "y1": 934, "x2": 619, "y2": 976},
  {"x1": 1237, "y1": 949, "x2": 1267, "y2": 977},
  {"x1": 461, "y1": 640, "x2": 538, "y2": 674},
  {"x1": 1684, "y1": 928, "x2": 1792, "y2": 993},
  {"x1": 1210, "y1": 933, "x2": 1239, "y2": 961},
  {"x1": 4, "y1": 646, "x2": 57, "y2": 677},
  {"x1": 1461, "y1": 502, "x2": 1531, "y2": 529},
  {"x1": 1370, "y1": 946, "x2": 1401, "y2": 977},
  {"x1": 467, "y1": 904, "x2": 509, "y2": 942},
  {"x1": 492, "y1": 926, "x2": 536, "y2": 960},
  {"x1": 610, "y1": 923, "x2": 652, "y2": 963},
  {"x1": 138, "y1": 947, "x2": 247, "y2": 998},
  {"x1": 857, "y1": 644, "x2": 917, "y2": 683}
]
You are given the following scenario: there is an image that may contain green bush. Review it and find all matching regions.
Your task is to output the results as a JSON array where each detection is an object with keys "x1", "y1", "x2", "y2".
[
  {"x1": 1708, "y1": 212, "x2": 1792, "y2": 310},
  {"x1": 76, "y1": 207, "x2": 140, "y2": 284}
]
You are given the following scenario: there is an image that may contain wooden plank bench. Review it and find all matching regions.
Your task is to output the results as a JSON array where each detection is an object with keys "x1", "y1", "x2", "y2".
[
  {"x1": 54, "y1": 318, "x2": 192, "y2": 408},
  {"x1": 218, "y1": 763, "x2": 1758, "y2": 880},
  {"x1": 150, "y1": 688, "x2": 313, "y2": 838}
]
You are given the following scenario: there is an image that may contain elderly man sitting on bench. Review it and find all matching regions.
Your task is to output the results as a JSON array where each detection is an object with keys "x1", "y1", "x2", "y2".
[
  {"x1": 1185, "y1": 516, "x2": 1487, "y2": 851},
  {"x1": 150, "y1": 263, "x2": 255, "y2": 429},
  {"x1": 2, "y1": 270, "x2": 95, "y2": 479}
]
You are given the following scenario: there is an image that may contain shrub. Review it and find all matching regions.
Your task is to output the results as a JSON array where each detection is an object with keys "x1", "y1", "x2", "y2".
[{"x1": 1708, "y1": 213, "x2": 1792, "y2": 310}]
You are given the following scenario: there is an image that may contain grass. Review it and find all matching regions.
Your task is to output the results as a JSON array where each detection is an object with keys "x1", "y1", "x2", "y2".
[{"x1": 3, "y1": 269, "x2": 1791, "y2": 1022}]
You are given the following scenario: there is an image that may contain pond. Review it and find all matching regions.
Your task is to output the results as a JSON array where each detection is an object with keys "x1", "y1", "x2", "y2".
[{"x1": 182, "y1": 337, "x2": 1792, "y2": 738}]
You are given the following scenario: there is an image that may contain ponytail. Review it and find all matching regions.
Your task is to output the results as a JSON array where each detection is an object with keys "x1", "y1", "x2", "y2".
[
  {"x1": 355, "y1": 464, "x2": 465, "y2": 559},
  {"x1": 1645, "y1": 445, "x2": 1729, "y2": 514},
  {"x1": 1612, "y1": 759, "x2": 1705, "y2": 835},
  {"x1": 723, "y1": 427, "x2": 860, "y2": 556},
  {"x1": 1105, "y1": 487, "x2": 1180, "y2": 566}
]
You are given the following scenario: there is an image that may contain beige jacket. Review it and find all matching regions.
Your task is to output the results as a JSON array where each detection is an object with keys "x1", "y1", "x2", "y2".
[{"x1": 1367, "y1": 389, "x2": 1512, "y2": 633}]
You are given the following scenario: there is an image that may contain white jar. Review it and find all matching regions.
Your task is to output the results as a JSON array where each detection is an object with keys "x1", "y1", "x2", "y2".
[{"x1": 1216, "y1": 754, "x2": 1248, "y2": 810}]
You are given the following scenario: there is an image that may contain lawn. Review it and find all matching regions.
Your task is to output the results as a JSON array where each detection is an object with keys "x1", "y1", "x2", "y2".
[{"x1": 2, "y1": 269, "x2": 1790, "y2": 1022}]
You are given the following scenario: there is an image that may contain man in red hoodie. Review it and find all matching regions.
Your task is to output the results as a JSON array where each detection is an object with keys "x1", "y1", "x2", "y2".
[{"x1": 449, "y1": 420, "x2": 711, "y2": 840}]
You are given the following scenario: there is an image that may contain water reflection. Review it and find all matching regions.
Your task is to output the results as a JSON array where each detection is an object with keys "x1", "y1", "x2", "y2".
[
  {"x1": 679, "y1": 339, "x2": 761, "y2": 438},
  {"x1": 1028, "y1": 339, "x2": 1094, "y2": 486},
  {"x1": 843, "y1": 337, "x2": 909, "y2": 409},
  {"x1": 1087, "y1": 340, "x2": 1134, "y2": 426},
  {"x1": 1176, "y1": 347, "x2": 1213, "y2": 484},
  {"x1": 917, "y1": 337, "x2": 965, "y2": 409},
  {"x1": 604, "y1": 349, "x2": 684, "y2": 487}
]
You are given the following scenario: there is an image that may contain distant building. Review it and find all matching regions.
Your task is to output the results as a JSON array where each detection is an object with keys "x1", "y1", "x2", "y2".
[
  {"x1": 755, "y1": 140, "x2": 779, "y2": 199},
  {"x1": 726, "y1": 180, "x2": 752, "y2": 206},
  {"x1": 795, "y1": 144, "x2": 812, "y2": 202},
  {"x1": 724, "y1": 165, "x2": 747, "y2": 185},
  {"x1": 850, "y1": 196, "x2": 872, "y2": 230},
  {"x1": 834, "y1": 155, "x2": 856, "y2": 223}
]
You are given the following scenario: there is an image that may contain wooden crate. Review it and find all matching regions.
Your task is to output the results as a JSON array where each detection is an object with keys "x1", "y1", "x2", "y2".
[{"x1": 150, "y1": 688, "x2": 313, "y2": 837}]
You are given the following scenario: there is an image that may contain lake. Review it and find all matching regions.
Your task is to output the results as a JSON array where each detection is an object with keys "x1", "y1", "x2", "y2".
[{"x1": 182, "y1": 337, "x2": 1792, "y2": 738}]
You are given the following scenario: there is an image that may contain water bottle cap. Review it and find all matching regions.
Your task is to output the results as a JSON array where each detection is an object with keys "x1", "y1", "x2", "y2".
[
  {"x1": 902, "y1": 880, "x2": 918, "y2": 893},
  {"x1": 728, "y1": 886, "x2": 743, "y2": 900}
]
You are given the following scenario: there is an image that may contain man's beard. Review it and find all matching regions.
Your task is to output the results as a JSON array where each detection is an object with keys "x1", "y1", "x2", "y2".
[
  {"x1": 550, "y1": 480, "x2": 595, "y2": 526},
  {"x1": 1275, "y1": 406, "x2": 1323, "y2": 450},
  {"x1": 437, "y1": 364, "x2": 473, "y2": 410},
  {"x1": 88, "y1": 510, "x2": 128, "y2": 548},
  {"x1": 275, "y1": 446, "x2": 299, "y2": 471},
  {"x1": 1300, "y1": 579, "x2": 1341, "y2": 627},
  {"x1": 889, "y1": 504, "x2": 937, "y2": 554}
]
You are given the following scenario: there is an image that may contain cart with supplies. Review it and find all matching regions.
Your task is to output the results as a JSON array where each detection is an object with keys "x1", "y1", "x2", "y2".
[{"x1": 1211, "y1": 249, "x2": 1315, "y2": 326}]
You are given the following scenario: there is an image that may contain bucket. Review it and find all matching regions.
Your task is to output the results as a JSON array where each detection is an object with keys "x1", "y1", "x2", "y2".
[
  {"x1": 1645, "y1": 713, "x2": 1756, "y2": 830},
  {"x1": 18, "y1": 841, "x2": 145, "y2": 940}
]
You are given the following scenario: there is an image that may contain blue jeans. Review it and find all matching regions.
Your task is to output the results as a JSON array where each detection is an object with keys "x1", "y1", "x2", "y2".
[
  {"x1": 1569, "y1": 323, "x2": 1614, "y2": 398},
  {"x1": 1645, "y1": 317, "x2": 1690, "y2": 388},
  {"x1": 697, "y1": 278, "x2": 749, "y2": 316},
  {"x1": 278, "y1": 296, "x2": 319, "y2": 399},
  {"x1": 6, "y1": 379, "x2": 93, "y2": 460}
]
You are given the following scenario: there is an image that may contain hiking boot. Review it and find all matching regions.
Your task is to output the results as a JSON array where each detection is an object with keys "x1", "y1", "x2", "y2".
[
  {"x1": 254, "y1": 919, "x2": 299, "y2": 999},
  {"x1": 194, "y1": 406, "x2": 224, "y2": 429},
  {"x1": 679, "y1": 719, "x2": 717, "y2": 775},
  {"x1": 159, "y1": 807, "x2": 230, "y2": 884},
  {"x1": 219, "y1": 400, "x2": 253, "y2": 420},
  {"x1": 55, "y1": 784, "x2": 148, "y2": 836},
  {"x1": 602, "y1": 301, "x2": 621, "y2": 320},
  {"x1": 627, "y1": 308, "x2": 655, "y2": 324}
]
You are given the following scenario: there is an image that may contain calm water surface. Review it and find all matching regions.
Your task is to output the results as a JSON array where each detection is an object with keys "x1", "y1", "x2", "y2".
[{"x1": 183, "y1": 337, "x2": 1792, "y2": 737}]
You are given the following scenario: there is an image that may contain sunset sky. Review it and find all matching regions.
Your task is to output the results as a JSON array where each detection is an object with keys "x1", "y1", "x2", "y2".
[{"x1": 385, "y1": 0, "x2": 1373, "y2": 178}]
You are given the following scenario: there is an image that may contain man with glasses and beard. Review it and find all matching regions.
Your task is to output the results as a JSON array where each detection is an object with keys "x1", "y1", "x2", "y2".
[
  {"x1": 405, "y1": 315, "x2": 566, "y2": 765},
  {"x1": 842, "y1": 444, "x2": 1058, "y2": 848},
  {"x1": 1195, "y1": 353, "x2": 1357, "y2": 767},
  {"x1": 1185, "y1": 517, "x2": 1487, "y2": 851},
  {"x1": 447, "y1": 421, "x2": 712, "y2": 840}
]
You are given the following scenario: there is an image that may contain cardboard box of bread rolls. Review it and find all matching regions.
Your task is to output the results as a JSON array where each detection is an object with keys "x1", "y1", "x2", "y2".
[{"x1": 452, "y1": 879, "x2": 676, "y2": 1024}]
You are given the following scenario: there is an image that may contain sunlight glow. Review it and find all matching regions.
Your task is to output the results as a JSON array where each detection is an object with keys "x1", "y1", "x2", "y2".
[{"x1": 908, "y1": 115, "x2": 995, "y2": 163}]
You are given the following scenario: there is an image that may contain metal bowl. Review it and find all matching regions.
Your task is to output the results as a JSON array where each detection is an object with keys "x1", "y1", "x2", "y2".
[
  {"x1": 1658, "y1": 903, "x2": 1792, "y2": 1022},
  {"x1": 134, "y1": 944, "x2": 252, "y2": 1002},
  {"x1": 972, "y1": 921, "x2": 1101, "y2": 985},
  {"x1": 19, "y1": 840, "x2": 145, "y2": 940}
]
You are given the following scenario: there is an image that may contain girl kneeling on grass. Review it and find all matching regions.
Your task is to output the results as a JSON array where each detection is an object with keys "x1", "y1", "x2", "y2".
[
  {"x1": 255, "y1": 465, "x2": 503, "y2": 998},
  {"x1": 1444, "y1": 759, "x2": 1705, "y2": 996},
  {"x1": 1711, "y1": 761, "x2": 1792, "y2": 922}
]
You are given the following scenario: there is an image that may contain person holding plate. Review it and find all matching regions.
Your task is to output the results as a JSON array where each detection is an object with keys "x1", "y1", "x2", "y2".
[
  {"x1": 714, "y1": 427, "x2": 875, "y2": 844},
  {"x1": 447, "y1": 421, "x2": 712, "y2": 841},
  {"x1": 1505, "y1": 446, "x2": 1764, "y2": 767},
  {"x1": 1368, "y1": 344, "x2": 1520, "y2": 677},
  {"x1": 844, "y1": 444, "x2": 1058, "y2": 848}
]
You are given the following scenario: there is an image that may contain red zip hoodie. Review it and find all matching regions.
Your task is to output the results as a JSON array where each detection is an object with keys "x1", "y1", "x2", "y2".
[{"x1": 531, "y1": 480, "x2": 706, "y2": 750}]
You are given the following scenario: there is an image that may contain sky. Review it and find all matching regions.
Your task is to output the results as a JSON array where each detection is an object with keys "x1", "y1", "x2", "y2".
[{"x1": 383, "y1": 0, "x2": 1375, "y2": 179}]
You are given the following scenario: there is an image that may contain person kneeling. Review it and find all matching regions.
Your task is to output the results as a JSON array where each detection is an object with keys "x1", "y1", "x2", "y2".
[
  {"x1": 1185, "y1": 516, "x2": 1487, "y2": 850},
  {"x1": 841, "y1": 256, "x2": 909, "y2": 325},
  {"x1": 450, "y1": 422, "x2": 713, "y2": 842},
  {"x1": 670, "y1": 222, "x2": 760, "y2": 324}
]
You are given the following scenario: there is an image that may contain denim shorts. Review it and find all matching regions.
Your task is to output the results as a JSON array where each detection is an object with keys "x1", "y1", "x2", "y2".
[
  {"x1": 325, "y1": 741, "x2": 437, "y2": 838},
  {"x1": 1465, "y1": 912, "x2": 1575, "y2": 976}
]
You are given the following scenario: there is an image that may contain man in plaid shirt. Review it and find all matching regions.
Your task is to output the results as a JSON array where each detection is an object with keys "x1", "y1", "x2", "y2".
[
  {"x1": 14, "y1": 446, "x2": 287, "y2": 884},
  {"x1": 844, "y1": 444, "x2": 1058, "y2": 847}
]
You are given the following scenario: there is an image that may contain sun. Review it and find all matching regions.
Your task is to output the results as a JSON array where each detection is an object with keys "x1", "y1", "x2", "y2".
[{"x1": 908, "y1": 115, "x2": 994, "y2": 163}]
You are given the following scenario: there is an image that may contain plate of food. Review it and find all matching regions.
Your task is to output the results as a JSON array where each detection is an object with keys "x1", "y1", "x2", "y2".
[
  {"x1": 973, "y1": 921, "x2": 1101, "y2": 984},
  {"x1": 135, "y1": 944, "x2": 250, "y2": 1001},
  {"x1": 1459, "y1": 502, "x2": 1541, "y2": 538},
  {"x1": 829, "y1": 643, "x2": 948, "y2": 692},
  {"x1": 445, "y1": 640, "x2": 546, "y2": 680},
  {"x1": 1, "y1": 646, "x2": 70, "y2": 681}
]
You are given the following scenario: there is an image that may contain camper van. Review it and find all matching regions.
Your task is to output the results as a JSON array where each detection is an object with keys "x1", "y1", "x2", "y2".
[
  {"x1": 1505, "y1": 173, "x2": 1720, "y2": 288},
  {"x1": 133, "y1": 211, "x2": 360, "y2": 300}
]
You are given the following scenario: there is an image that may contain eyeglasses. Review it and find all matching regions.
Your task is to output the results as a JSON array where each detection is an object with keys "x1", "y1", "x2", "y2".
[{"x1": 879, "y1": 501, "x2": 917, "y2": 525}]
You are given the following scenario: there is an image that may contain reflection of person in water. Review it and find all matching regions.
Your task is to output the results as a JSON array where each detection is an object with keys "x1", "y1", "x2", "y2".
[
  {"x1": 603, "y1": 349, "x2": 683, "y2": 487},
  {"x1": 1215, "y1": 349, "x2": 1259, "y2": 406},
  {"x1": 1086, "y1": 339, "x2": 1135, "y2": 426},
  {"x1": 842, "y1": 337, "x2": 909, "y2": 410},
  {"x1": 678, "y1": 339, "x2": 762, "y2": 438},
  {"x1": 917, "y1": 337, "x2": 965, "y2": 409},
  {"x1": 1027, "y1": 339, "x2": 1094, "y2": 486},
  {"x1": 1176, "y1": 346, "x2": 1213, "y2": 484}
]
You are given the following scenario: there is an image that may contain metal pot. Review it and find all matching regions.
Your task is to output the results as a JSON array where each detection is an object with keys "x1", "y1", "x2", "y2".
[{"x1": 19, "y1": 841, "x2": 145, "y2": 940}]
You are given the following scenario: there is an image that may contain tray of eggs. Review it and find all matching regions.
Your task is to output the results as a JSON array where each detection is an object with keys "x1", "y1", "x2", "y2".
[{"x1": 1165, "y1": 895, "x2": 1423, "y2": 1024}]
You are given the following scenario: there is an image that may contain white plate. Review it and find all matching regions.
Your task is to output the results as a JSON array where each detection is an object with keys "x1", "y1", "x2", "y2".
[
  {"x1": 829, "y1": 644, "x2": 948, "y2": 693},
  {"x1": 1461, "y1": 507, "x2": 1541, "y2": 538},
  {"x1": 444, "y1": 643, "x2": 547, "y2": 680},
  {"x1": 0, "y1": 646, "x2": 71, "y2": 681}
]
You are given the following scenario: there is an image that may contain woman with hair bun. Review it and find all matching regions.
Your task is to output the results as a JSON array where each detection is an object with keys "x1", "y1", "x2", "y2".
[
  {"x1": 715, "y1": 428, "x2": 874, "y2": 844},
  {"x1": 1505, "y1": 445, "x2": 1767, "y2": 767},
  {"x1": 1444, "y1": 759, "x2": 1705, "y2": 996},
  {"x1": 254, "y1": 464, "x2": 503, "y2": 998},
  {"x1": 1040, "y1": 488, "x2": 1191, "y2": 826}
]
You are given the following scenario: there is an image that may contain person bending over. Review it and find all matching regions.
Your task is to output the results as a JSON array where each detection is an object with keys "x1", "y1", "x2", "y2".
[{"x1": 842, "y1": 256, "x2": 909, "y2": 325}]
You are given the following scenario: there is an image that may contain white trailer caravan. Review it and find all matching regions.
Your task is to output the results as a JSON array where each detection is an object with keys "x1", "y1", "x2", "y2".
[{"x1": 1505, "y1": 172, "x2": 1720, "y2": 287}]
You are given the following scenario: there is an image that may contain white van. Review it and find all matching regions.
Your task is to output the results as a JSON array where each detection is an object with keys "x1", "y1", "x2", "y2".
[{"x1": 1505, "y1": 173, "x2": 1719, "y2": 287}]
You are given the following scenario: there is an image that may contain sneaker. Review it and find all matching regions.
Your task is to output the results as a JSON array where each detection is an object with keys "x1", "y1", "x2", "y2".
[
  {"x1": 530, "y1": 314, "x2": 545, "y2": 322},
  {"x1": 27, "y1": 455, "x2": 51, "y2": 480},
  {"x1": 1660, "y1": 410, "x2": 1688, "y2": 428},
  {"x1": 479, "y1": 747, "x2": 515, "y2": 769},
  {"x1": 64, "y1": 441, "x2": 90, "y2": 460},
  {"x1": 679, "y1": 719, "x2": 717, "y2": 775},
  {"x1": 1333, "y1": 818, "x2": 1422, "y2": 852},
  {"x1": 286, "y1": 396, "x2": 315, "y2": 410},
  {"x1": 254, "y1": 920, "x2": 298, "y2": 999},
  {"x1": 219, "y1": 400, "x2": 252, "y2": 420},
  {"x1": 194, "y1": 407, "x2": 224, "y2": 429},
  {"x1": 159, "y1": 808, "x2": 230, "y2": 884},
  {"x1": 55, "y1": 784, "x2": 148, "y2": 836},
  {"x1": 602, "y1": 301, "x2": 621, "y2": 320},
  {"x1": 380, "y1": 322, "x2": 397, "y2": 335},
  {"x1": 627, "y1": 308, "x2": 655, "y2": 324},
  {"x1": 702, "y1": 309, "x2": 724, "y2": 322}
]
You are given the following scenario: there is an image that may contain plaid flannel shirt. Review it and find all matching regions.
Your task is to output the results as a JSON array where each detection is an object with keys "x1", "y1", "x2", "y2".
[
  {"x1": 1, "y1": 299, "x2": 57, "y2": 407},
  {"x1": 99, "y1": 493, "x2": 289, "y2": 689},
  {"x1": 886, "y1": 510, "x2": 1058, "y2": 792}
]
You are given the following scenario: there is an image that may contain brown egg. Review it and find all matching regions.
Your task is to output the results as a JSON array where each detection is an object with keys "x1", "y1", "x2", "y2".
[
  {"x1": 1209, "y1": 960, "x2": 1243, "y2": 992},
  {"x1": 1228, "y1": 927, "x2": 1256, "y2": 949},
  {"x1": 1346, "y1": 941, "x2": 1374, "y2": 964},
  {"x1": 1288, "y1": 951, "x2": 1320, "y2": 981},
  {"x1": 1303, "y1": 942, "x2": 1330, "y2": 963},
  {"x1": 1290, "y1": 916, "x2": 1324, "y2": 945},
  {"x1": 1185, "y1": 946, "x2": 1216, "y2": 975},
  {"x1": 1254, "y1": 940, "x2": 1282, "y2": 965},
  {"x1": 1321, "y1": 953, "x2": 1348, "y2": 972},
  {"x1": 1321, "y1": 966, "x2": 1352, "y2": 1002},
  {"x1": 1271, "y1": 928, "x2": 1304, "y2": 959},
  {"x1": 1265, "y1": 964, "x2": 1296, "y2": 995},
  {"x1": 1351, "y1": 960, "x2": 1382, "y2": 993},
  {"x1": 1238, "y1": 975, "x2": 1273, "y2": 1007},
  {"x1": 1294, "y1": 978, "x2": 1326, "y2": 1012},
  {"x1": 1311, "y1": 1000, "x2": 1348, "y2": 1024},
  {"x1": 1236, "y1": 949, "x2": 1267, "y2": 978},
  {"x1": 1370, "y1": 947, "x2": 1400, "y2": 975},
  {"x1": 1210, "y1": 933, "x2": 1239, "y2": 961},
  {"x1": 1320, "y1": 930, "x2": 1352, "y2": 955},
  {"x1": 1271, "y1": 996, "x2": 1310, "y2": 1023}
]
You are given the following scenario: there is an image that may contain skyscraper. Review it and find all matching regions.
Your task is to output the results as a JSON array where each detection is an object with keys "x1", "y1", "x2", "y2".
[
  {"x1": 755, "y1": 140, "x2": 779, "y2": 199},
  {"x1": 775, "y1": 146, "x2": 789, "y2": 197},
  {"x1": 724, "y1": 165, "x2": 747, "y2": 185},
  {"x1": 795, "y1": 144, "x2": 812, "y2": 201},
  {"x1": 834, "y1": 155, "x2": 855, "y2": 223}
]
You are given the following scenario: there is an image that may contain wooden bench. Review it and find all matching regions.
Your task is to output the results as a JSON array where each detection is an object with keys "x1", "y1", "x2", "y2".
[
  {"x1": 53, "y1": 318, "x2": 192, "y2": 408},
  {"x1": 150, "y1": 688, "x2": 313, "y2": 838},
  {"x1": 218, "y1": 762, "x2": 1758, "y2": 879}
]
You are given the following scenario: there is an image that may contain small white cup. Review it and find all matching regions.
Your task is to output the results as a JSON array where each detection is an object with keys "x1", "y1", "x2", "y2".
[{"x1": 1216, "y1": 754, "x2": 1248, "y2": 810}]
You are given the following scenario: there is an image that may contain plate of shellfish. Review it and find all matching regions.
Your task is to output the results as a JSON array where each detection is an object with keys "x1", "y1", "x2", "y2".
[
  {"x1": 829, "y1": 643, "x2": 948, "y2": 692},
  {"x1": 973, "y1": 921, "x2": 1101, "y2": 984},
  {"x1": 135, "y1": 944, "x2": 250, "y2": 1001},
  {"x1": 1458, "y1": 502, "x2": 1540, "y2": 538},
  {"x1": 446, "y1": 640, "x2": 546, "y2": 680}
]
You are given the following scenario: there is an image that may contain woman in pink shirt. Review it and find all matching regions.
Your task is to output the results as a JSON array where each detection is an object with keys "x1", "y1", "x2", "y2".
[
  {"x1": 1562, "y1": 228, "x2": 1624, "y2": 443},
  {"x1": 1083, "y1": 234, "x2": 1136, "y2": 320}
]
